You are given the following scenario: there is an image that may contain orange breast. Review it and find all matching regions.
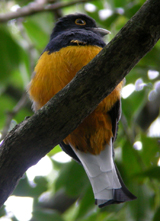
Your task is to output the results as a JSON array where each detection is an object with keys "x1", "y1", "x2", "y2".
[
  {"x1": 29, "y1": 45, "x2": 103, "y2": 109},
  {"x1": 28, "y1": 45, "x2": 123, "y2": 154}
]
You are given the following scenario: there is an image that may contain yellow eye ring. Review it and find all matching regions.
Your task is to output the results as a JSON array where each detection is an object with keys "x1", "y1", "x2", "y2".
[{"x1": 75, "y1": 18, "x2": 86, "y2": 26}]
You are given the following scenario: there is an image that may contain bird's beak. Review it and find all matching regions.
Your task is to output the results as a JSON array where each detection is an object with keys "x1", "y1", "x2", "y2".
[{"x1": 91, "y1": 27, "x2": 111, "y2": 36}]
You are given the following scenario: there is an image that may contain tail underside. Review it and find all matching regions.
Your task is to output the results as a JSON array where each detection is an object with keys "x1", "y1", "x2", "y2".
[
  {"x1": 71, "y1": 140, "x2": 136, "y2": 208},
  {"x1": 96, "y1": 164, "x2": 137, "y2": 207}
]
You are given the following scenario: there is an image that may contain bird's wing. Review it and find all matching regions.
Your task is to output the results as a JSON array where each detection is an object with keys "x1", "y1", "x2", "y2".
[
  {"x1": 60, "y1": 141, "x2": 81, "y2": 164},
  {"x1": 108, "y1": 99, "x2": 121, "y2": 142}
]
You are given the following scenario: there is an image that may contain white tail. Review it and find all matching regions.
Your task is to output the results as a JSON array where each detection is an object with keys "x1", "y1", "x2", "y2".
[{"x1": 71, "y1": 139, "x2": 136, "y2": 207}]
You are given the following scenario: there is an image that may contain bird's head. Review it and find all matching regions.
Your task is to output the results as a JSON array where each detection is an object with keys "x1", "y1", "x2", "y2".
[{"x1": 50, "y1": 13, "x2": 110, "y2": 39}]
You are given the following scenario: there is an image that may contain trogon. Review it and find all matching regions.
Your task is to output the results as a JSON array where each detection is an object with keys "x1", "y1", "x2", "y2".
[{"x1": 28, "y1": 13, "x2": 136, "y2": 207}]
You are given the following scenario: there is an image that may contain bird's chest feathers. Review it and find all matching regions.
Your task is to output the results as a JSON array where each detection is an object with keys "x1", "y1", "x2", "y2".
[
  {"x1": 54, "y1": 45, "x2": 102, "y2": 80},
  {"x1": 30, "y1": 45, "x2": 102, "y2": 106},
  {"x1": 30, "y1": 44, "x2": 122, "y2": 112}
]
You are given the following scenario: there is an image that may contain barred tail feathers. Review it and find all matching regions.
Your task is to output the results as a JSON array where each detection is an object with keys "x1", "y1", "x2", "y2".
[{"x1": 71, "y1": 139, "x2": 136, "y2": 207}]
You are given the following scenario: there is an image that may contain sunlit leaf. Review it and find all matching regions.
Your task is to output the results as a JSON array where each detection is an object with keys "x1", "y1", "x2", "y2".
[{"x1": 48, "y1": 145, "x2": 62, "y2": 157}]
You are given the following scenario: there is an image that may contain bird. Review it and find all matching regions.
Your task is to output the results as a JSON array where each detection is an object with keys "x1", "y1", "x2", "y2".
[{"x1": 28, "y1": 13, "x2": 136, "y2": 207}]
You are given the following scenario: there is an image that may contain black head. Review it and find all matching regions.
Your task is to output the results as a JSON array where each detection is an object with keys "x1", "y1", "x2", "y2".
[
  {"x1": 50, "y1": 13, "x2": 110, "y2": 40},
  {"x1": 45, "y1": 14, "x2": 110, "y2": 53}
]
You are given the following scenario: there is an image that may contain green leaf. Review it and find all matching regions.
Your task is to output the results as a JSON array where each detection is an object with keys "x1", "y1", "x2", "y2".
[
  {"x1": 139, "y1": 135, "x2": 160, "y2": 167},
  {"x1": 23, "y1": 13, "x2": 52, "y2": 50},
  {"x1": 48, "y1": 145, "x2": 62, "y2": 157},
  {"x1": 122, "y1": 140, "x2": 142, "y2": 177},
  {"x1": 15, "y1": 0, "x2": 33, "y2": 6},
  {"x1": 0, "y1": 205, "x2": 6, "y2": 217},
  {"x1": 90, "y1": 0, "x2": 104, "y2": 9},
  {"x1": 0, "y1": 27, "x2": 21, "y2": 80},
  {"x1": 55, "y1": 161, "x2": 88, "y2": 197},
  {"x1": 13, "y1": 175, "x2": 48, "y2": 197},
  {"x1": 125, "y1": 65, "x2": 150, "y2": 84},
  {"x1": 0, "y1": 94, "x2": 17, "y2": 130},
  {"x1": 32, "y1": 209, "x2": 64, "y2": 221},
  {"x1": 103, "y1": 13, "x2": 120, "y2": 29},
  {"x1": 122, "y1": 89, "x2": 146, "y2": 126},
  {"x1": 153, "y1": 207, "x2": 160, "y2": 221},
  {"x1": 23, "y1": 20, "x2": 48, "y2": 49},
  {"x1": 86, "y1": 11, "x2": 120, "y2": 29},
  {"x1": 139, "y1": 46, "x2": 160, "y2": 70},
  {"x1": 125, "y1": 4, "x2": 142, "y2": 18},
  {"x1": 136, "y1": 167, "x2": 160, "y2": 181},
  {"x1": 128, "y1": 184, "x2": 153, "y2": 221},
  {"x1": 75, "y1": 184, "x2": 94, "y2": 220},
  {"x1": 113, "y1": 0, "x2": 127, "y2": 8}
]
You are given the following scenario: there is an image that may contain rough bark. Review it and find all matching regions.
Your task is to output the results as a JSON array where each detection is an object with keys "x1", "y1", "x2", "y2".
[{"x1": 0, "y1": 0, "x2": 160, "y2": 207}]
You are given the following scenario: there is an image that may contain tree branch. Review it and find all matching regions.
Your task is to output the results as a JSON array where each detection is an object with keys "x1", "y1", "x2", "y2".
[
  {"x1": 0, "y1": 0, "x2": 90, "y2": 23},
  {"x1": 0, "y1": 0, "x2": 160, "y2": 207}
]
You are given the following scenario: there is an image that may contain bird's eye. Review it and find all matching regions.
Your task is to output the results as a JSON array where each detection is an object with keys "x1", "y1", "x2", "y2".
[{"x1": 75, "y1": 18, "x2": 86, "y2": 26}]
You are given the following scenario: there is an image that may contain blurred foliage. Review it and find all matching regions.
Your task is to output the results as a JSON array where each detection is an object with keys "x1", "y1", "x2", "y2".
[{"x1": 0, "y1": 0, "x2": 160, "y2": 221}]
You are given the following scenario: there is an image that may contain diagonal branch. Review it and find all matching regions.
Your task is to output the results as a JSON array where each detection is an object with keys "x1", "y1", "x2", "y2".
[
  {"x1": 0, "y1": 0, "x2": 91, "y2": 23},
  {"x1": 0, "y1": 0, "x2": 160, "y2": 208}
]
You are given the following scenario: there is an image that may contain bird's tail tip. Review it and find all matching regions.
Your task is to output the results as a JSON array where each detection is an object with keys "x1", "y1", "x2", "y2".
[
  {"x1": 95, "y1": 187, "x2": 137, "y2": 208},
  {"x1": 95, "y1": 164, "x2": 137, "y2": 208}
]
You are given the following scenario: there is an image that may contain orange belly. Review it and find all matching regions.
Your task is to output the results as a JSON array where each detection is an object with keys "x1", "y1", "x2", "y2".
[{"x1": 28, "y1": 45, "x2": 123, "y2": 154}]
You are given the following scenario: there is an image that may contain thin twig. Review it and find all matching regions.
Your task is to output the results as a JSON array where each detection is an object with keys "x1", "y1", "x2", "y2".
[
  {"x1": 0, "y1": 0, "x2": 90, "y2": 23},
  {"x1": 1, "y1": 92, "x2": 29, "y2": 140}
]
